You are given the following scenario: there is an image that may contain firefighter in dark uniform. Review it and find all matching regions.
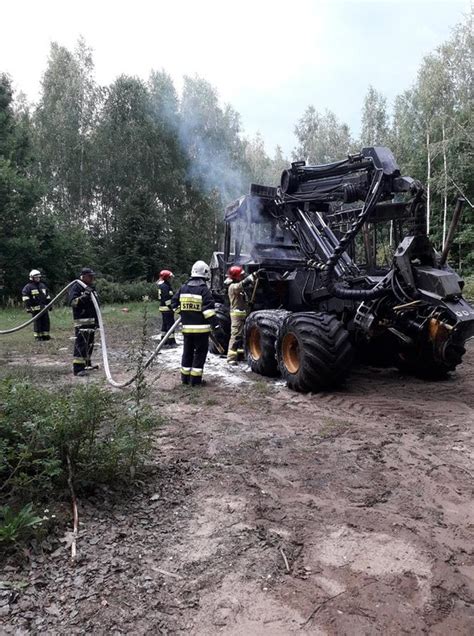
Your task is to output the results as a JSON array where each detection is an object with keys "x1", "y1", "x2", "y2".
[
  {"x1": 157, "y1": 269, "x2": 177, "y2": 346},
  {"x1": 68, "y1": 268, "x2": 99, "y2": 377},
  {"x1": 171, "y1": 260, "x2": 220, "y2": 386},
  {"x1": 21, "y1": 269, "x2": 52, "y2": 341}
]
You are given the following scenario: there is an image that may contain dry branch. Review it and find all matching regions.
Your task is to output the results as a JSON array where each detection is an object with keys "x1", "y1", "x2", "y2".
[
  {"x1": 279, "y1": 547, "x2": 290, "y2": 572},
  {"x1": 66, "y1": 453, "x2": 79, "y2": 562}
]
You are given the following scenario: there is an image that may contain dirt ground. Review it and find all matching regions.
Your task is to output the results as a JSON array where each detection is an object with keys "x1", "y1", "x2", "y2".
[{"x1": 1, "y1": 330, "x2": 473, "y2": 635}]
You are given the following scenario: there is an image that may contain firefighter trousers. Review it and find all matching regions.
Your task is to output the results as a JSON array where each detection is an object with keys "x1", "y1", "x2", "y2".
[
  {"x1": 160, "y1": 310, "x2": 176, "y2": 343},
  {"x1": 227, "y1": 315, "x2": 246, "y2": 362},
  {"x1": 73, "y1": 325, "x2": 96, "y2": 375},
  {"x1": 181, "y1": 332, "x2": 209, "y2": 385},
  {"x1": 32, "y1": 310, "x2": 51, "y2": 341}
]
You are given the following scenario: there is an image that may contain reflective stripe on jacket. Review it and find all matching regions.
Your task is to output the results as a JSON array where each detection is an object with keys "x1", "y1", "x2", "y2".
[
  {"x1": 21, "y1": 281, "x2": 51, "y2": 312},
  {"x1": 228, "y1": 274, "x2": 256, "y2": 318},
  {"x1": 68, "y1": 281, "x2": 98, "y2": 324},
  {"x1": 171, "y1": 278, "x2": 216, "y2": 334},
  {"x1": 157, "y1": 280, "x2": 174, "y2": 312}
]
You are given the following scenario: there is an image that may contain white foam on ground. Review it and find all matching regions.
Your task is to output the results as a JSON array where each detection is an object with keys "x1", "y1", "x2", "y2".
[{"x1": 149, "y1": 334, "x2": 251, "y2": 386}]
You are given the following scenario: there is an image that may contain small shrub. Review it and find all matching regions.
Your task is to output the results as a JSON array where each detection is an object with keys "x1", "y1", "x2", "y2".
[
  {"x1": 0, "y1": 377, "x2": 160, "y2": 501},
  {"x1": 0, "y1": 503, "x2": 43, "y2": 546}
]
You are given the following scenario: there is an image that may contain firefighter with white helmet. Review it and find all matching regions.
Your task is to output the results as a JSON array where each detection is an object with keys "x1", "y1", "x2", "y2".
[
  {"x1": 171, "y1": 260, "x2": 220, "y2": 386},
  {"x1": 21, "y1": 269, "x2": 52, "y2": 341},
  {"x1": 156, "y1": 269, "x2": 177, "y2": 347}
]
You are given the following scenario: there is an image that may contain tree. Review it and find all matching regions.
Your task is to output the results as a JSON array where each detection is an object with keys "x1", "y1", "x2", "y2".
[
  {"x1": 178, "y1": 76, "x2": 248, "y2": 261},
  {"x1": 93, "y1": 75, "x2": 161, "y2": 275},
  {"x1": 293, "y1": 107, "x2": 352, "y2": 163},
  {"x1": 244, "y1": 132, "x2": 272, "y2": 185},
  {"x1": 390, "y1": 8, "x2": 473, "y2": 251},
  {"x1": 111, "y1": 189, "x2": 164, "y2": 280},
  {"x1": 179, "y1": 76, "x2": 246, "y2": 203},
  {"x1": 0, "y1": 74, "x2": 42, "y2": 299},
  {"x1": 271, "y1": 145, "x2": 289, "y2": 184},
  {"x1": 360, "y1": 86, "x2": 389, "y2": 146},
  {"x1": 34, "y1": 39, "x2": 101, "y2": 226}
]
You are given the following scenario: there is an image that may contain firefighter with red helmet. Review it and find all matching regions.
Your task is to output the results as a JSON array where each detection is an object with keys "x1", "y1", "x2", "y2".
[
  {"x1": 157, "y1": 269, "x2": 177, "y2": 347},
  {"x1": 226, "y1": 266, "x2": 258, "y2": 365}
]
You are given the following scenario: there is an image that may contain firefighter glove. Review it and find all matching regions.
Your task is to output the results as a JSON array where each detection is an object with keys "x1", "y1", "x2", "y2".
[{"x1": 212, "y1": 322, "x2": 223, "y2": 335}]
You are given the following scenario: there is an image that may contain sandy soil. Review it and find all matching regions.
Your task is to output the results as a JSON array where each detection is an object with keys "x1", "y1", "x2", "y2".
[{"x1": 1, "y1": 337, "x2": 473, "y2": 635}]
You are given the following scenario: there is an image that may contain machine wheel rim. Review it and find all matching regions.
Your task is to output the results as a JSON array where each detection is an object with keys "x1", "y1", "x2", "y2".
[
  {"x1": 248, "y1": 326, "x2": 262, "y2": 360},
  {"x1": 282, "y1": 333, "x2": 300, "y2": 374}
]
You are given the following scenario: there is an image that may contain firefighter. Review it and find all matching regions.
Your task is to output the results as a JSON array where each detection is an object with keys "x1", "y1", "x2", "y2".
[
  {"x1": 21, "y1": 269, "x2": 52, "y2": 341},
  {"x1": 156, "y1": 269, "x2": 177, "y2": 347},
  {"x1": 226, "y1": 266, "x2": 259, "y2": 365},
  {"x1": 68, "y1": 268, "x2": 99, "y2": 377},
  {"x1": 171, "y1": 260, "x2": 221, "y2": 386}
]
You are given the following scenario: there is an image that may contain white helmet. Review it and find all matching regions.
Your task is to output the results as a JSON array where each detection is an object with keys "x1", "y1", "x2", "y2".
[
  {"x1": 190, "y1": 260, "x2": 210, "y2": 280},
  {"x1": 29, "y1": 269, "x2": 41, "y2": 279}
]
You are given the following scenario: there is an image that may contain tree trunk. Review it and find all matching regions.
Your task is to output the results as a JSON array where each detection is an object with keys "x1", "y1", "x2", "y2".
[
  {"x1": 79, "y1": 141, "x2": 84, "y2": 218},
  {"x1": 426, "y1": 130, "x2": 431, "y2": 235},
  {"x1": 442, "y1": 122, "x2": 448, "y2": 249}
]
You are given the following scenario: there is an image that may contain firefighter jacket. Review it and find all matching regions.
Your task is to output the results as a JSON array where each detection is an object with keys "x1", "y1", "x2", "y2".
[
  {"x1": 171, "y1": 278, "x2": 217, "y2": 334},
  {"x1": 22, "y1": 281, "x2": 51, "y2": 312},
  {"x1": 68, "y1": 281, "x2": 99, "y2": 327},
  {"x1": 228, "y1": 274, "x2": 256, "y2": 319},
  {"x1": 157, "y1": 280, "x2": 173, "y2": 312}
]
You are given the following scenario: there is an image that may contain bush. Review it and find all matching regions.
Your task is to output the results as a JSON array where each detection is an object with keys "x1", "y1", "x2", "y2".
[
  {"x1": 0, "y1": 378, "x2": 159, "y2": 502},
  {"x1": 95, "y1": 279, "x2": 159, "y2": 304},
  {"x1": 463, "y1": 275, "x2": 474, "y2": 302},
  {"x1": 0, "y1": 503, "x2": 43, "y2": 546}
]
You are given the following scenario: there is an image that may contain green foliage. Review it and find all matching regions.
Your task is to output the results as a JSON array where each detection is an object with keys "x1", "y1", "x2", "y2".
[
  {"x1": 463, "y1": 275, "x2": 474, "y2": 302},
  {"x1": 390, "y1": 11, "x2": 473, "y2": 255},
  {"x1": 293, "y1": 106, "x2": 352, "y2": 163},
  {"x1": 94, "y1": 278, "x2": 159, "y2": 304},
  {"x1": 360, "y1": 85, "x2": 389, "y2": 146},
  {"x1": 0, "y1": 503, "x2": 43, "y2": 546},
  {"x1": 0, "y1": 74, "x2": 42, "y2": 298},
  {"x1": 0, "y1": 377, "x2": 159, "y2": 502}
]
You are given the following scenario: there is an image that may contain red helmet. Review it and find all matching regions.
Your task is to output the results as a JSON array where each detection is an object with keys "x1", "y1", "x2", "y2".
[
  {"x1": 159, "y1": 269, "x2": 173, "y2": 280},
  {"x1": 228, "y1": 265, "x2": 244, "y2": 281}
]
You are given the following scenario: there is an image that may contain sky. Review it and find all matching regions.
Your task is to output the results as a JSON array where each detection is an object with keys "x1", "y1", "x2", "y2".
[{"x1": 1, "y1": 0, "x2": 470, "y2": 156}]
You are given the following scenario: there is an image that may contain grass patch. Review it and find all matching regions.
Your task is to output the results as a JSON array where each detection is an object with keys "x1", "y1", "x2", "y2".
[
  {"x1": 318, "y1": 418, "x2": 351, "y2": 438},
  {"x1": 0, "y1": 302, "x2": 163, "y2": 376},
  {"x1": 252, "y1": 379, "x2": 272, "y2": 396}
]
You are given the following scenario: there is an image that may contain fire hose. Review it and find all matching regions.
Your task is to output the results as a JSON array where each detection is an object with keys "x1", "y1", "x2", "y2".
[{"x1": 0, "y1": 279, "x2": 181, "y2": 389}]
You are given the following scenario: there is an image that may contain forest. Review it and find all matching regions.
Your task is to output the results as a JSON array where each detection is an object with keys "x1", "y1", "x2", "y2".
[{"x1": 0, "y1": 11, "x2": 472, "y2": 302}]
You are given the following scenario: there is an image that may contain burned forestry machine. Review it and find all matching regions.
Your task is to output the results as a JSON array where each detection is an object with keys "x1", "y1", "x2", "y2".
[{"x1": 210, "y1": 146, "x2": 474, "y2": 392}]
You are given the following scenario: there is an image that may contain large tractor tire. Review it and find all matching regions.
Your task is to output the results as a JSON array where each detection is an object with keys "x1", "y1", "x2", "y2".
[
  {"x1": 396, "y1": 338, "x2": 466, "y2": 379},
  {"x1": 209, "y1": 304, "x2": 231, "y2": 355},
  {"x1": 277, "y1": 312, "x2": 354, "y2": 392},
  {"x1": 245, "y1": 310, "x2": 291, "y2": 377}
]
